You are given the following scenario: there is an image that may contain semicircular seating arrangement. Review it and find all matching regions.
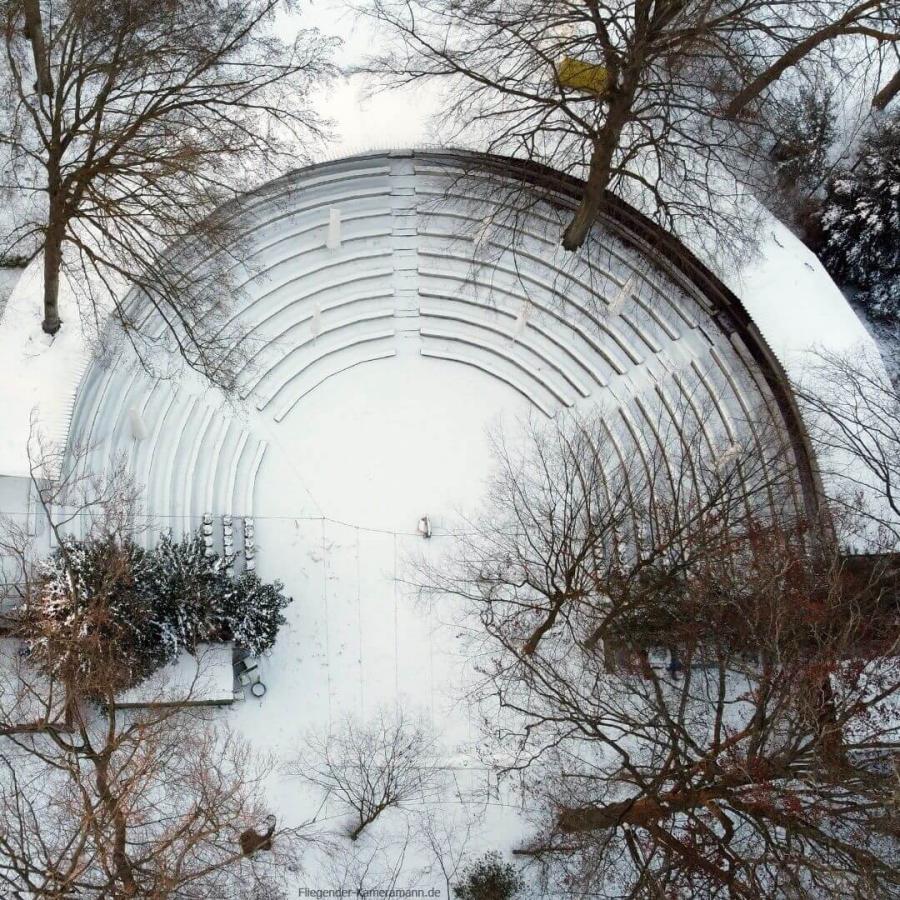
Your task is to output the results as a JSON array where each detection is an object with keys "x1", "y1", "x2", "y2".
[{"x1": 65, "y1": 150, "x2": 811, "y2": 550}]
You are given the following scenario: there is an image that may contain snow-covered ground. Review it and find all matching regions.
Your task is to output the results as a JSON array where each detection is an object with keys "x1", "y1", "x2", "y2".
[
  {"x1": 0, "y1": 266, "x2": 22, "y2": 312},
  {"x1": 0, "y1": 5, "x2": 894, "y2": 888},
  {"x1": 226, "y1": 360, "x2": 535, "y2": 885},
  {"x1": 27, "y1": 150, "x2": 880, "y2": 891},
  {"x1": 728, "y1": 218, "x2": 876, "y2": 373},
  {"x1": 231, "y1": 359, "x2": 531, "y2": 746},
  {"x1": 0, "y1": 262, "x2": 95, "y2": 477}
]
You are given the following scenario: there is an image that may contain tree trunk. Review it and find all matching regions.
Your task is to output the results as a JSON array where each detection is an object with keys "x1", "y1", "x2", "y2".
[
  {"x1": 42, "y1": 217, "x2": 64, "y2": 335},
  {"x1": 22, "y1": 0, "x2": 53, "y2": 96},
  {"x1": 558, "y1": 795, "x2": 666, "y2": 833},
  {"x1": 562, "y1": 146, "x2": 615, "y2": 251},
  {"x1": 556, "y1": 763, "x2": 787, "y2": 834},
  {"x1": 815, "y1": 674, "x2": 846, "y2": 768},
  {"x1": 873, "y1": 69, "x2": 900, "y2": 111},
  {"x1": 562, "y1": 81, "x2": 635, "y2": 251},
  {"x1": 523, "y1": 591, "x2": 567, "y2": 655},
  {"x1": 94, "y1": 756, "x2": 139, "y2": 896}
]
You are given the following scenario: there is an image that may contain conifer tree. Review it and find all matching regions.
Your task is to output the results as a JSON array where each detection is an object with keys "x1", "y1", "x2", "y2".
[
  {"x1": 29, "y1": 529, "x2": 292, "y2": 691},
  {"x1": 820, "y1": 115, "x2": 900, "y2": 323},
  {"x1": 771, "y1": 88, "x2": 837, "y2": 195},
  {"x1": 221, "y1": 572, "x2": 291, "y2": 657},
  {"x1": 145, "y1": 530, "x2": 229, "y2": 652},
  {"x1": 31, "y1": 534, "x2": 173, "y2": 693},
  {"x1": 453, "y1": 852, "x2": 524, "y2": 900}
]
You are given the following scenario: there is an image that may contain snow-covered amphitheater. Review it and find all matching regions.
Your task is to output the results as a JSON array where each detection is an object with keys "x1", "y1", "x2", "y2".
[
  {"x1": 70, "y1": 149, "x2": 821, "y2": 535},
  {"x1": 0, "y1": 149, "x2": 881, "y2": 880}
]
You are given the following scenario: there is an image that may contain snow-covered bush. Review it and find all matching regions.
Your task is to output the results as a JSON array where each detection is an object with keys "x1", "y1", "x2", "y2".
[
  {"x1": 29, "y1": 534, "x2": 173, "y2": 693},
  {"x1": 219, "y1": 571, "x2": 291, "y2": 656},
  {"x1": 820, "y1": 115, "x2": 900, "y2": 323},
  {"x1": 28, "y1": 529, "x2": 292, "y2": 692},
  {"x1": 144, "y1": 532, "x2": 291, "y2": 655},
  {"x1": 293, "y1": 708, "x2": 440, "y2": 841},
  {"x1": 453, "y1": 852, "x2": 524, "y2": 900},
  {"x1": 144, "y1": 530, "x2": 230, "y2": 652}
]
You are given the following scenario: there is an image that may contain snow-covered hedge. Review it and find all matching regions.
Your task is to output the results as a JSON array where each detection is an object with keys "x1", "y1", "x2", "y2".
[{"x1": 27, "y1": 530, "x2": 291, "y2": 691}]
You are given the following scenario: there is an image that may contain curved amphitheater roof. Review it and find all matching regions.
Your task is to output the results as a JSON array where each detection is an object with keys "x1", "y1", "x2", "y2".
[{"x1": 63, "y1": 149, "x2": 822, "y2": 538}]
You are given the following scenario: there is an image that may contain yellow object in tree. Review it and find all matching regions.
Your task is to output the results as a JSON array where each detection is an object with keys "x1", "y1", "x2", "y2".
[{"x1": 557, "y1": 57, "x2": 609, "y2": 97}]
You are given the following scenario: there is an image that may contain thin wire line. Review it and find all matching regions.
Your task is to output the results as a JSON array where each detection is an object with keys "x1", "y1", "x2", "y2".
[
  {"x1": 393, "y1": 533, "x2": 400, "y2": 699},
  {"x1": 0, "y1": 509, "x2": 467, "y2": 538},
  {"x1": 0, "y1": 508, "x2": 549, "y2": 541},
  {"x1": 356, "y1": 525, "x2": 363, "y2": 719}
]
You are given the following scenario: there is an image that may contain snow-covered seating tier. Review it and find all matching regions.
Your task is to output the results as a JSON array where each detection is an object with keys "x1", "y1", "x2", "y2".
[
  {"x1": 69, "y1": 363, "x2": 267, "y2": 544},
  {"x1": 64, "y1": 150, "x2": 813, "y2": 542}
]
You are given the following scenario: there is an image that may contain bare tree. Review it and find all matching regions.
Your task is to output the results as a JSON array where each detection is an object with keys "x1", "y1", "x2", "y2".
[
  {"x1": 0, "y1": 440, "x2": 314, "y2": 898},
  {"x1": 418, "y1": 411, "x2": 900, "y2": 898},
  {"x1": 317, "y1": 822, "x2": 420, "y2": 897},
  {"x1": 0, "y1": 0, "x2": 333, "y2": 390},
  {"x1": 419, "y1": 405, "x2": 806, "y2": 661},
  {"x1": 0, "y1": 714, "x2": 307, "y2": 898},
  {"x1": 724, "y1": 2, "x2": 900, "y2": 118},
  {"x1": 795, "y1": 348, "x2": 900, "y2": 542},
  {"x1": 415, "y1": 804, "x2": 480, "y2": 898},
  {"x1": 293, "y1": 708, "x2": 442, "y2": 841},
  {"x1": 360, "y1": 1, "x2": 898, "y2": 255}
]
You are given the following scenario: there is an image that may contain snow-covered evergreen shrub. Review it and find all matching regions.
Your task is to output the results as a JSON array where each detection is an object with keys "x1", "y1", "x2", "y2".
[
  {"x1": 219, "y1": 571, "x2": 291, "y2": 656},
  {"x1": 820, "y1": 115, "x2": 900, "y2": 323},
  {"x1": 453, "y1": 852, "x2": 524, "y2": 900},
  {"x1": 144, "y1": 532, "x2": 291, "y2": 655},
  {"x1": 771, "y1": 88, "x2": 836, "y2": 195},
  {"x1": 144, "y1": 530, "x2": 229, "y2": 653},
  {"x1": 31, "y1": 534, "x2": 175, "y2": 692},
  {"x1": 29, "y1": 529, "x2": 292, "y2": 692}
]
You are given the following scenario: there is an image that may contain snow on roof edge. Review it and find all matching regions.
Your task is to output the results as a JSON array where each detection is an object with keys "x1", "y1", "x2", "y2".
[{"x1": 722, "y1": 215, "x2": 881, "y2": 380}]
